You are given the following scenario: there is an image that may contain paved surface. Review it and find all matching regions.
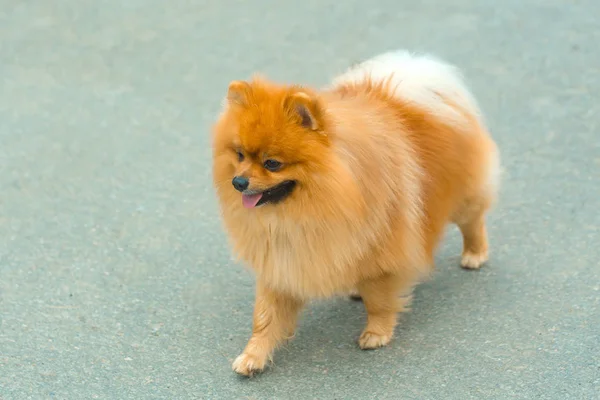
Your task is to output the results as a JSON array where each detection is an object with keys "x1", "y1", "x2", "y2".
[{"x1": 1, "y1": 1, "x2": 599, "y2": 399}]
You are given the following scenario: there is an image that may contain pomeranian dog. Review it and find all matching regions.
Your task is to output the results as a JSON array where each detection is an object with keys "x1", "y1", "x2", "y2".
[{"x1": 211, "y1": 50, "x2": 500, "y2": 376}]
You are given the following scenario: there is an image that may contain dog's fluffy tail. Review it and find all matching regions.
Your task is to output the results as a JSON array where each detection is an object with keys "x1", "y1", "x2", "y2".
[{"x1": 332, "y1": 50, "x2": 484, "y2": 129}]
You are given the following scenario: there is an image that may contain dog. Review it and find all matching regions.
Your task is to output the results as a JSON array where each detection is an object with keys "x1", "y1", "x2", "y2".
[{"x1": 211, "y1": 50, "x2": 500, "y2": 376}]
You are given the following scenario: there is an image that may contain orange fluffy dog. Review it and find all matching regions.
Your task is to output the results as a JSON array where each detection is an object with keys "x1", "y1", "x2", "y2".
[{"x1": 211, "y1": 50, "x2": 500, "y2": 376}]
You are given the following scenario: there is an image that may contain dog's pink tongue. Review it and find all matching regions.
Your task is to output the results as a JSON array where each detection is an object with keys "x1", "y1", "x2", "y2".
[{"x1": 242, "y1": 193, "x2": 262, "y2": 209}]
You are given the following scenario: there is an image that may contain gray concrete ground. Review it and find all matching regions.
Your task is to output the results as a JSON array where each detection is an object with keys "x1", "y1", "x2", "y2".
[{"x1": 1, "y1": 0, "x2": 598, "y2": 399}]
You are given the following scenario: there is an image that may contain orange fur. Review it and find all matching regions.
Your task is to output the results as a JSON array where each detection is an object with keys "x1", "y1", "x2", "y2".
[{"x1": 212, "y1": 55, "x2": 500, "y2": 376}]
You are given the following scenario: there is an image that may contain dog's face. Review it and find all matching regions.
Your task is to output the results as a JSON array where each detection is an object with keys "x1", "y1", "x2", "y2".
[{"x1": 212, "y1": 77, "x2": 330, "y2": 210}]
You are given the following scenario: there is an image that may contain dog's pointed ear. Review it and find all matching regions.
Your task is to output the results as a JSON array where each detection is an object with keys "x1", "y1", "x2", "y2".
[
  {"x1": 227, "y1": 80, "x2": 252, "y2": 106},
  {"x1": 284, "y1": 90, "x2": 324, "y2": 132}
]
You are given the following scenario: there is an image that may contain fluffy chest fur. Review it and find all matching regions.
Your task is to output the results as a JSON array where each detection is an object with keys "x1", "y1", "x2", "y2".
[{"x1": 222, "y1": 207, "x2": 380, "y2": 299}]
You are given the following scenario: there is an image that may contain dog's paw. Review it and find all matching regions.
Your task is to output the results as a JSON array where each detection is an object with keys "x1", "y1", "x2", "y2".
[
  {"x1": 232, "y1": 353, "x2": 266, "y2": 377},
  {"x1": 358, "y1": 331, "x2": 392, "y2": 350},
  {"x1": 460, "y1": 251, "x2": 488, "y2": 270}
]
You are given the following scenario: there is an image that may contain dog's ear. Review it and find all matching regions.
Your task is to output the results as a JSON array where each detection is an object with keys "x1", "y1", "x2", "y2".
[
  {"x1": 227, "y1": 80, "x2": 252, "y2": 106},
  {"x1": 284, "y1": 90, "x2": 324, "y2": 132}
]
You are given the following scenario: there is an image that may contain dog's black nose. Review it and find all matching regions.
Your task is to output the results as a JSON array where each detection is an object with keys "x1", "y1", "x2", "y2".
[{"x1": 232, "y1": 176, "x2": 249, "y2": 192}]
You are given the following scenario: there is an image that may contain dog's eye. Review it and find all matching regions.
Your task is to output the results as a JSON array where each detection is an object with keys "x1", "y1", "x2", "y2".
[
  {"x1": 263, "y1": 159, "x2": 282, "y2": 172},
  {"x1": 236, "y1": 151, "x2": 244, "y2": 162}
]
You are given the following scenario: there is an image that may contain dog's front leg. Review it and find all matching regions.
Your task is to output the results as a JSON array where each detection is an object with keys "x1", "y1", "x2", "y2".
[{"x1": 232, "y1": 281, "x2": 303, "y2": 376}]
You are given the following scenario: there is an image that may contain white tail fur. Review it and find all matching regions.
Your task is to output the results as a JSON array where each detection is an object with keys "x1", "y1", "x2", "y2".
[{"x1": 332, "y1": 50, "x2": 484, "y2": 128}]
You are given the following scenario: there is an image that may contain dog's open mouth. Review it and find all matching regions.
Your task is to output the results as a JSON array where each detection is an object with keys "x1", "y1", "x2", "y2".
[{"x1": 241, "y1": 180, "x2": 297, "y2": 209}]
